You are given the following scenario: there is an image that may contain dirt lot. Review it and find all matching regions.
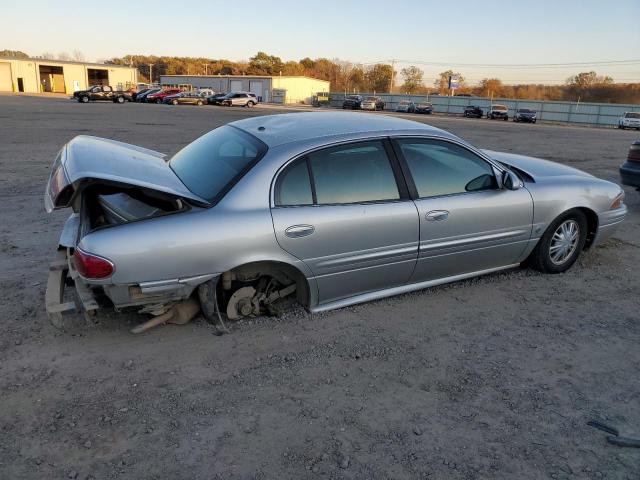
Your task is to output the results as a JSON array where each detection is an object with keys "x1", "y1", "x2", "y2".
[{"x1": 1, "y1": 95, "x2": 639, "y2": 479}]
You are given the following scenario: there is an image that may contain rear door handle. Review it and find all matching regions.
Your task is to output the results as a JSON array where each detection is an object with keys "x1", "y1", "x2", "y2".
[
  {"x1": 285, "y1": 224, "x2": 315, "y2": 238},
  {"x1": 426, "y1": 210, "x2": 449, "y2": 221}
]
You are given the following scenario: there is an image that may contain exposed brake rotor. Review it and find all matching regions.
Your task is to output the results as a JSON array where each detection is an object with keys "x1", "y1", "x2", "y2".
[{"x1": 226, "y1": 286, "x2": 257, "y2": 320}]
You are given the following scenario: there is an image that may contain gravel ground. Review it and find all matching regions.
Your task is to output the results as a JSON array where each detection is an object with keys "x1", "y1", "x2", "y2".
[{"x1": 1, "y1": 95, "x2": 639, "y2": 479}]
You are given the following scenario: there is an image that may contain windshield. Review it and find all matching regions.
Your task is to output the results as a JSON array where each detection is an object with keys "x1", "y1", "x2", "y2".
[
  {"x1": 518, "y1": 109, "x2": 533, "y2": 113},
  {"x1": 365, "y1": 97, "x2": 377, "y2": 101},
  {"x1": 399, "y1": 101, "x2": 410, "y2": 105},
  {"x1": 493, "y1": 105, "x2": 507, "y2": 111},
  {"x1": 170, "y1": 126, "x2": 267, "y2": 203},
  {"x1": 347, "y1": 96, "x2": 361, "y2": 100},
  {"x1": 625, "y1": 112, "x2": 640, "y2": 119}
]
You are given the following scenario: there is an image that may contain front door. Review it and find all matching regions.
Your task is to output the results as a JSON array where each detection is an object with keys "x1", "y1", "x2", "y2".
[
  {"x1": 271, "y1": 140, "x2": 419, "y2": 304},
  {"x1": 392, "y1": 137, "x2": 533, "y2": 282}
]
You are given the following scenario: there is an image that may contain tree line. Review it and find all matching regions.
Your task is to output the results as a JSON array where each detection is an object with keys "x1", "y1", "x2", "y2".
[{"x1": 2, "y1": 49, "x2": 638, "y2": 103}]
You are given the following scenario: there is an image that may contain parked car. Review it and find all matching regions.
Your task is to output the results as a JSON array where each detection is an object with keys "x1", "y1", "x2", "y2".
[
  {"x1": 620, "y1": 140, "x2": 640, "y2": 189},
  {"x1": 146, "y1": 89, "x2": 181, "y2": 104},
  {"x1": 221, "y1": 92, "x2": 257, "y2": 107},
  {"x1": 395, "y1": 100, "x2": 416, "y2": 113},
  {"x1": 514, "y1": 108, "x2": 537, "y2": 123},
  {"x1": 163, "y1": 92, "x2": 205, "y2": 106},
  {"x1": 44, "y1": 113, "x2": 626, "y2": 333},
  {"x1": 196, "y1": 88, "x2": 215, "y2": 98},
  {"x1": 361, "y1": 96, "x2": 385, "y2": 111},
  {"x1": 488, "y1": 104, "x2": 509, "y2": 120},
  {"x1": 463, "y1": 106, "x2": 483, "y2": 118},
  {"x1": 414, "y1": 102, "x2": 433, "y2": 114},
  {"x1": 618, "y1": 112, "x2": 640, "y2": 130},
  {"x1": 207, "y1": 93, "x2": 228, "y2": 105},
  {"x1": 342, "y1": 95, "x2": 363, "y2": 110},
  {"x1": 135, "y1": 88, "x2": 162, "y2": 103},
  {"x1": 72, "y1": 85, "x2": 131, "y2": 104},
  {"x1": 132, "y1": 88, "x2": 151, "y2": 102}
]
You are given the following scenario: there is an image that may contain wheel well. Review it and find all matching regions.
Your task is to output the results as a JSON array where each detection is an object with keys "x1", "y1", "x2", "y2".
[
  {"x1": 576, "y1": 207, "x2": 599, "y2": 249},
  {"x1": 221, "y1": 261, "x2": 310, "y2": 308}
]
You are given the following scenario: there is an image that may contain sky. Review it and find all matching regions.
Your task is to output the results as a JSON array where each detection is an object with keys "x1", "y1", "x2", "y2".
[{"x1": 2, "y1": 0, "x2": 639, "y2": 85}]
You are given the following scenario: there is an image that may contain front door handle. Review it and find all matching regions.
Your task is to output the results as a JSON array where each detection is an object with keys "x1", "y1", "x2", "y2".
[
  {"x1": 285, "y1": 224, "x2": 315, "y2": 238},
  {"x1": 425, "y1": 210, "x2": 449, "y2": 221}
]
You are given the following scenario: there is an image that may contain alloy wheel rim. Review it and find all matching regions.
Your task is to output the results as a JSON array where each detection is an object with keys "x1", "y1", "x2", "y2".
[{"x1": 549, "y1": 220, "x2": 580, "y2": 265}]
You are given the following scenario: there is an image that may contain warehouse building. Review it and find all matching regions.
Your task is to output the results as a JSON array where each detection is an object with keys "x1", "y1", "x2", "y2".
[
  {"x1": 0, "y1": 57, "x2": 137, "y2": 94},
  {"x1": 160, "y1": 74, "x2": 330, "y2": 104}
]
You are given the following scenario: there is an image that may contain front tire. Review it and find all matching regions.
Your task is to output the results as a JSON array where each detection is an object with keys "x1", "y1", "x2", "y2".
[
  {"x1": 246, "y1": 101, "x2": 255, "y2": 107},
  {"x1": 80, "y1": 95, "x2": 89, "y2": 103},
  {"x1": 116, "y1": 96, "x2": 125, "y2": 104},
  {"x1": 172, "y1": 99, "x2": 178, "y2": 105},
  {"x1": 529, "y1": 210, "x2": 588, "y2": 273},
  {"x1": 196, "y1": 100, "x2": 203, "y2": 106}
]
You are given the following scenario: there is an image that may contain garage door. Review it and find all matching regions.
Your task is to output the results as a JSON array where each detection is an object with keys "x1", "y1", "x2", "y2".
[
  {"x1": 0, "y1": 63, "x2": 12, "y2": 92},
  {"x1": 230, "y1": 80, "x2": 243, "y2": 92},
  {"x1": 249, "y1": 81, "x2": 263, "y2": 99}
]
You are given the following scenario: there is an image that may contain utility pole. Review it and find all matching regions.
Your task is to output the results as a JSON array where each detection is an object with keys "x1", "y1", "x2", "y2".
[
  {"x1": 204, "y1": 64, "x2": 209, "y2": 75},
  {"x1": 149, "y1": 64, "x2": 154, "y2": 85},
  {"x1": 389, "y1": 59, "x2": 395, "y2": 94}
]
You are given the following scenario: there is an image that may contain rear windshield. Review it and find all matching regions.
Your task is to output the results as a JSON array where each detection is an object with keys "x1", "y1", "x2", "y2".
[
  {"x1": 626, "y1": 112, "x2": 640, "y2": 119},
  {"x1": 170, "y1": 126, "x2": 267, "y2": 203}
]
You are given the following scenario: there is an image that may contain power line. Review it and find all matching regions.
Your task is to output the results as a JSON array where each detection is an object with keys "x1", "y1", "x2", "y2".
[{"x1": 369, "y1": 58, "x2": 640, "y2": 69}]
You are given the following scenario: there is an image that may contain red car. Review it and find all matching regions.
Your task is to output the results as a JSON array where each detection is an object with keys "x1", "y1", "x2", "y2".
[{"x1": 146, "y1": 89, "x2": 181, "y2": 104}]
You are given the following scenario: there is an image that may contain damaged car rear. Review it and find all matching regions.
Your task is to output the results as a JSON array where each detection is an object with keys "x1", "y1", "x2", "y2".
[
  {"x1": 44, "y1": 127, "x2": 309, "y2": 333},
  {"x1": 45, "y1": 112, "x2": 627, "y2": 334}
]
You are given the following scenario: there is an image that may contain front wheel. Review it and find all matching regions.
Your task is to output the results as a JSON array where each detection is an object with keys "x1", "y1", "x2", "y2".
[
  {"x1": 116, "y1": 96, "x2": 125, "y2": 104},
  {"x1": 172, "y1": 99, "x2": 178, "y2": 105},
  {"x1": 80, "y1": 95, "x2": 89, "y2": 103},
  {"x1": 156, "y1": 99, "x2": 162, "y2": 104},
  {"x1": 196, "y1": 100, "x2": 203, "y2": 106},
  {"x1": 529, "y1": 210, "x2": 588, "y2": 273},
  {"x1": 246, "y1": 101, "x2": 255, "y2": 107}
]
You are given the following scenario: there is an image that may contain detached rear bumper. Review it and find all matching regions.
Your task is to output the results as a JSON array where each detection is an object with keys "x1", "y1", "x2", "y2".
[{"x1": 45, "y1": 248, "x2": 99, "y2": 328}]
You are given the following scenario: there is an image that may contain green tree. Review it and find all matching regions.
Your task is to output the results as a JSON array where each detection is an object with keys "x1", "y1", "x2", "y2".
[
  {"x1": 400, "y1": 66, "x2": 424, "y2": 93},
  {"x1": 366, "y1": 64, "x2": 395, "y2": 93},
  {"x1": 248, "y1": 52, "x2": 284, "y2": 75},
  {"x1": 0, "y1": 49, "x2": 29, "y2": 58},
  {"x1": 566, "y1": 71, "x2": 613, "y2": 87}
]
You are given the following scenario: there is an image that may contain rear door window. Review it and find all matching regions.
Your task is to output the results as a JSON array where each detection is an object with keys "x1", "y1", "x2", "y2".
[{"x1": 309, "y1": 141, "x2": 400, "y2": 204}]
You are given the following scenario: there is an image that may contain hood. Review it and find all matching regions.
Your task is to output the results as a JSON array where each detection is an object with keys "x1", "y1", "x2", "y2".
[
  {"x1": 45, "y1": 135, "x2": 208, "y2": 212},
  {"x1": 482, "y1": 150, "x2": 593, "y2": 181}
]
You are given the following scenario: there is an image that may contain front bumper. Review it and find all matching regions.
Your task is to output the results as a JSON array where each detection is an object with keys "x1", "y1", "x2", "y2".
[
  {"x1": 592, "y1": 205, "x2": 627, "y2": 246},
  {"x1": 517, "y1": 116, "x2": 536, "y2": 122},
  {"x1": 620, "y1": 162, "x2": 640, "y2": 188}
]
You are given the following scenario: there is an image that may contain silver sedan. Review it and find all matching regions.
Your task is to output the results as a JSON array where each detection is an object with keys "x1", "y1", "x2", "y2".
[{"x1": 44, "y1": 113, "x2": 627, "y2": 332}]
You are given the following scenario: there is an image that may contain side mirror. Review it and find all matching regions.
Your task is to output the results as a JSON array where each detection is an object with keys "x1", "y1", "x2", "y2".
[{"x1": 502, "y1": 170, "x2": 523, "y2": 190}]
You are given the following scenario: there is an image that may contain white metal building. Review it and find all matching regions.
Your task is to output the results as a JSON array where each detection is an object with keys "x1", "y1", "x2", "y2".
[
  {"x1": 159, "y1": 74, "x2": 330, "y2": 104},
  {"x1": 0, "y1": 57, "x2": 138, "y2": 94}
]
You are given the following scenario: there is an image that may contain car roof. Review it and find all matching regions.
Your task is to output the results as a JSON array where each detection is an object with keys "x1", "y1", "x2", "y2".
[{"x1": 230, "y1": 112, "x2": 448, "y2": 147}]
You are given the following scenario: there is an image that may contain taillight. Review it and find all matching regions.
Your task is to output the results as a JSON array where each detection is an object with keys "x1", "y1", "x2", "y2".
[
  {"x1": 628, "y1": 141, "x2": 640, "y2": 163},
  {"x1": 74, "y1": 249, "x2": 114, "y2": 279}
]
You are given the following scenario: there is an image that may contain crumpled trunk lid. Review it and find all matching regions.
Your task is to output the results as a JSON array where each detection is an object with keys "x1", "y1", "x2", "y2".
[{"x1": 45, "y1": 135, "x2": 208, "y2": 212}]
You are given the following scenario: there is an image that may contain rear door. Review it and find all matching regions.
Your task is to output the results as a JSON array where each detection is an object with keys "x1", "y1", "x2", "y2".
[
  {"x1": 392, "y1": 137, "x2": 533, "y2": 282},
  {"x1": 271, "y1": 139, "x2": 419, "y2": 304}
]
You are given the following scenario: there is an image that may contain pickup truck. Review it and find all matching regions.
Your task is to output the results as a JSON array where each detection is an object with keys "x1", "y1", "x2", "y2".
[{"x1": 73, "y1": 85, "x2": 132, "y2": 104}]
